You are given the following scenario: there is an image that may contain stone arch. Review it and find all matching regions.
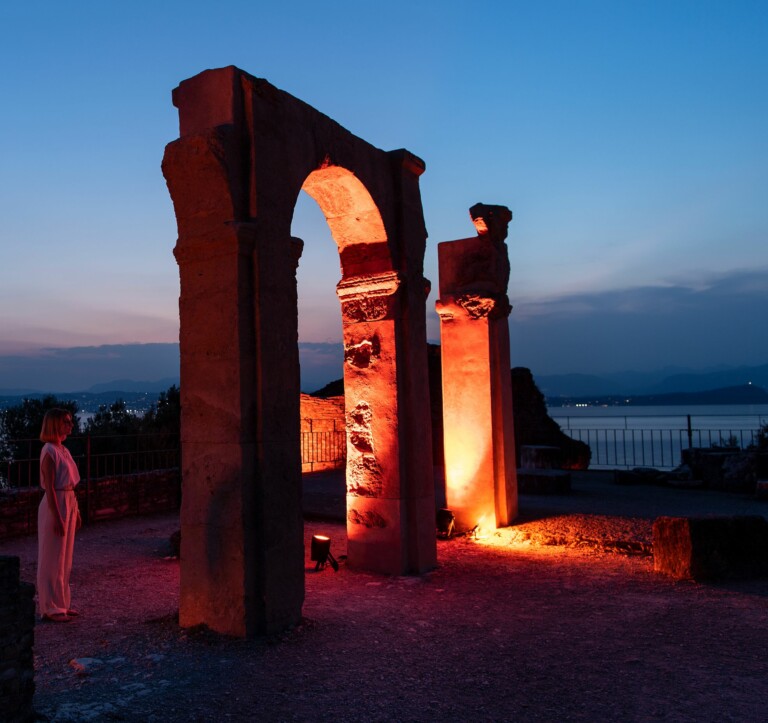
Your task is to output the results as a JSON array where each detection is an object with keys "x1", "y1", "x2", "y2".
[
  {"x1": 300, "y1": 165, "x2": 390, "y2": 270},
  {"x1": 162, "y1": 67, "x2": 436, "y2": 637}
]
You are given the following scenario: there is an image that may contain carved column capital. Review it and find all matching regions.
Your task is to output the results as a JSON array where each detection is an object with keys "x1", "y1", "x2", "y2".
[
  {"x1": 337, "y1": 271, "x2": 403, "y2": 323},
  {"x1": 436, "y1": 293, "x2": 512, "y2": 322}
]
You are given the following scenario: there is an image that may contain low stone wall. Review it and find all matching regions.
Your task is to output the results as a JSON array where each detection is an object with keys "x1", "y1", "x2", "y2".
[
  {"x1": 653, "y1": 515, "x2": 768, "y2": 581},
  {"x1": 82, "y1": 469, "x2": 180, "y2": 522},
  {"x1": 300, "y1": 395, "x2": 345, "y2": 473},
  {"x1": 0, "y1": 556, "x2": 35, "y2": 722},
  {"x1": 0, "y1": 489, "x2": 42, "y2": 541},
  {"x1": 0, "y1": 469, "x2": 181, "y2": 540}
]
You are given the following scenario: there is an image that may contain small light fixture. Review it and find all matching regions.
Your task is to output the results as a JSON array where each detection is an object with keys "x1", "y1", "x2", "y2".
[
  {"x1": 311, "y1": 534, "x2": 339, "y2": 571},
  {"x1": 436, "y1": 508, "x2": 455, "y2": 539},
  {"x1": 470, "y1": 515, "x2": 488, "y2": 540}
]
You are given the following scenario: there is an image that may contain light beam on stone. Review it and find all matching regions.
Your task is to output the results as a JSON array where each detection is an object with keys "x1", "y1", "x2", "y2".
[{"x1": 436, "y1": 204, "x2": 518, "y2": 533}]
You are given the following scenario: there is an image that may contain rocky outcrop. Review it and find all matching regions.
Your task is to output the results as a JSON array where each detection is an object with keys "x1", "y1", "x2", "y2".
[{"x1": 511, "y1": 367, "x2": 591, "y2": 470}]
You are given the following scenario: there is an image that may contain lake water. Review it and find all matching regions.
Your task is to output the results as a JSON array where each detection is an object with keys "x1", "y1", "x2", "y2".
[
  {"x1": 549, "y1": 404, "x2": 768, "y2": 430},
  {"x1": 547, "y1": 404, "x2": 768, "y2": 470}
]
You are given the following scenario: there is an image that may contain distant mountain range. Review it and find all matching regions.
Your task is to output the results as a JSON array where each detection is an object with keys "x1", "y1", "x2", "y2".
[
  {"x1": 3, "y1": 362, "x2": 768, "y2": 411},
  {"x1": 0, "y1": 378, "x2": 179, "y2": 398},
  {"x1": 0, "y1": 380, "x2": 179, "y2": 414},
  {"x1": 534, "y1": 362, "x2": 768, "y2": 399}
]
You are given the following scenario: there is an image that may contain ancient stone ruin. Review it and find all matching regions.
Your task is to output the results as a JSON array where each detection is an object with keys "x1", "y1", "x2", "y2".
[
  {"x1": 163, "y1": 66, "x2": 519, "y2": 636},
  {"x1": 163, "y1": 67, "x2": 437, "y2": 635},
  {"x1": 436, "y1": 204, "x2": 518, "y2": 532}
]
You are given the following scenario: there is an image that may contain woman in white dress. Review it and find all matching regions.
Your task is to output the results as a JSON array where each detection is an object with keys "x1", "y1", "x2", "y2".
[{"x1": 37, "y1": 408, "x2": 81, "y2": 622}]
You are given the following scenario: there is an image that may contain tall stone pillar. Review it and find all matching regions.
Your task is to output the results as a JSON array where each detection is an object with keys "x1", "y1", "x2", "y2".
[
  {"x1": 163, "y1": 75, "x2": 305, "y2": 637},
  {"x1": 436, "y1": 204, "x2": 518, "y2": 532},
  {"x1": 338, "y1": 267, "x2": 436, "y2": 574}
]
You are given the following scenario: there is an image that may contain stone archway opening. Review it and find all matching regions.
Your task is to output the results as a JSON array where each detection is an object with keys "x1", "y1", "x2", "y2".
[
  {"x1": 293, "y1": 191, "x2": 342, "y2": 374},
  {"x1": 296, "y1": 166, "x2": 398, "y2": 570}
]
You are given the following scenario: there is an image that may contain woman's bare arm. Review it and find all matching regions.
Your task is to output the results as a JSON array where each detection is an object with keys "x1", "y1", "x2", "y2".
[{"x1": 41, "y1": 453, "x2": 65, "y2": 537}]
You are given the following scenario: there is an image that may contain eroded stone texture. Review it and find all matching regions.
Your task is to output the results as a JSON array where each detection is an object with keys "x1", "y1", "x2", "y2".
[
  {"x1": 336, "y1": 264, "x2": 435, "y2": 574},
  {"x1": 436, "y1": 204, "x2": 518, "y2": 533},
  {"x1": 344, "y1": 337, "x2": 380, "y2": 368},
  {"x1": 346, "y1": 401, "x2": 383, "y2": 497},
  {"x1": 163, "y1": 67, "x2": 436, "y2": 634}
]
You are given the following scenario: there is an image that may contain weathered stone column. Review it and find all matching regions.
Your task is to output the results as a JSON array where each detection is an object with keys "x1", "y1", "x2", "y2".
[
  {"x1": 436, "y1": 204, "x2": 518, "y2": 532},
  {"x1": 163, "y1": 76, "x2": 305, "y2": 637},
  {"x1": 338, "y1": 267, "x2": 436, "y2": 574}
]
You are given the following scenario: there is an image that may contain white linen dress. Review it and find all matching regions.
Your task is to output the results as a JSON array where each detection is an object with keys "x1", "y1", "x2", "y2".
[{"x1": 37, "y1": 442, "x2": 81, "y2": 617}]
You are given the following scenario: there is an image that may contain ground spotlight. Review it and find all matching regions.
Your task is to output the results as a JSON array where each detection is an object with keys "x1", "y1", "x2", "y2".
[
  {"x1": 311, "y1": 534, "x2": 339, "y2": 571},
  {"x1": 436, "y1": 508, "x2": 455, "y2": 539}
]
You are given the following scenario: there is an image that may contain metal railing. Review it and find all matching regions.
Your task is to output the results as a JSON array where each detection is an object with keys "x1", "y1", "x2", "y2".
[
  {"x1": 300, "y1": 428, "x2": 346, "y2": 466},
  {"x1": 1, "y1": 425, "x2": 347, "y2": 489},
  {"x1": 553, "y1": 413, "x2": 766, "y2": 470},
  {"x1": 3, "y1": 415, "x2": 764, "y2": 479},
  {"x1": 1, "y1": 432, "x2": 181, "y2": 491}
]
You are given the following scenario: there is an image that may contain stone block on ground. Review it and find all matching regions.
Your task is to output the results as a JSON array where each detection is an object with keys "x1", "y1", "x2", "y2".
[
  {"x1": 0, "y1": 556, "x2": 35, "y2": 723},
  {"x1": 517, "y1": 469, "x2": 571, "y2": 495},
  {"x1": 653, "y1": 515, "x2": 768, "y2": 581}
]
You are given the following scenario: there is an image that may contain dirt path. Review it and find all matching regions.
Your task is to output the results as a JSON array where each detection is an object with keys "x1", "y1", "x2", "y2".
[{"x1": 3, "y1": 476, "x2": 768, "y2": 721}]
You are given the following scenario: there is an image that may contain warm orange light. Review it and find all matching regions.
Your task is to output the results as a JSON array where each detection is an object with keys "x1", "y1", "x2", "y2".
[
  {"x1": 442, "y1": 364, "x2": 497, "y2": 531},
  {"x1": 473, "y1": 515, "x2": 489, "y2": 540},
  {"x1": 445, "y1": 433, "x2": 488, "y2": 506},
  {"x1": 437, "y1": 217, "x2": 519, "y2": 538}
]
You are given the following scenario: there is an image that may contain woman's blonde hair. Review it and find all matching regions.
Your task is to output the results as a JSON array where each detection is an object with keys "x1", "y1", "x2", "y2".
[{"x1": 39, "y1": 408, "x2": 73, "y2": 443}]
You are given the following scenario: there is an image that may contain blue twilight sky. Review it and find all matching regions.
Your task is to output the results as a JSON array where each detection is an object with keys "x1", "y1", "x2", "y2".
[{"x1": 1, "y1": 0, "x2": 767, "y2": 392}]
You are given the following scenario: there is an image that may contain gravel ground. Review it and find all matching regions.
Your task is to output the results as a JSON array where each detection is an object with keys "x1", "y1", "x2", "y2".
[{"x1": 4, "y1": 472, "x2": 768, "y2": 722}]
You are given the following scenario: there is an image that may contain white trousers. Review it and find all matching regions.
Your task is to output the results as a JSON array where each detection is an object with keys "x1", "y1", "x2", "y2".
[{"x1": 37, "y1": 490, "x2": 78, "y2": 617}]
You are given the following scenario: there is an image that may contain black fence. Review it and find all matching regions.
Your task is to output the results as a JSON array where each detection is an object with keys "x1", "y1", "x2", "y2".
[
  {"x1": 553, "y1": 413, "x2": 765, "y2": 470},
  {"x1": 1, "y1": 427, "x2": 348, "y2": 490},
  {"x1": 4, "y1": 415, "x2": 765, "y2": 482},
  {"x1": 300, "y1": 423, "x2": 346, "y2": 467},
  {"x1": 1, "y1": 433, "x2": 180, "y2": 491}
]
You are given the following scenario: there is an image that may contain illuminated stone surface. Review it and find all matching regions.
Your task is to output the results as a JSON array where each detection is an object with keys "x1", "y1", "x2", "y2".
[
  {"x1": 163, "y1": 67, "x2": 436, "y2": 635},
  {"x1": 300, "y1": 395, "x2": 345, "y2": 473},
  {"x1": 436, "y1": 204, "x2": 518, "y2": 532}
]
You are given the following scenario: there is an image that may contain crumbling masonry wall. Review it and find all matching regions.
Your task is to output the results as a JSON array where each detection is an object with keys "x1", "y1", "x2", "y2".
[{"x1": 163, "y1": 67, "x2": 436, "y2": 636}]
